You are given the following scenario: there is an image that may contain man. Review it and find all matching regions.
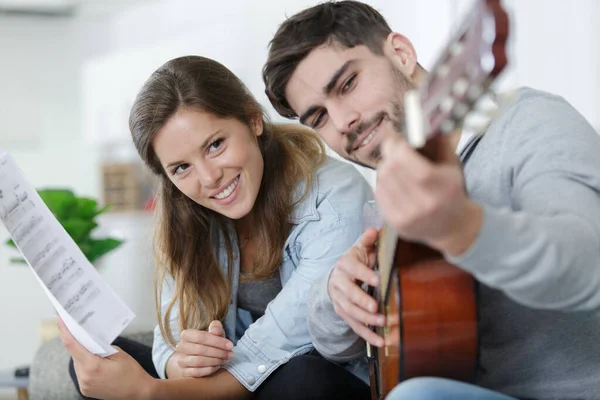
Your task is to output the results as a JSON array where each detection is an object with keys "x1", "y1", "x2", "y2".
[{"x1": 262, "y1": 1, "x2": 600, "y2": 399}]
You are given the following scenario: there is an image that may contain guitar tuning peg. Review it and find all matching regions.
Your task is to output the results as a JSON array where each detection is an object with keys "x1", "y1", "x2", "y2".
[
  {"x1": 441, "y1": 119, "x2": 456, "y2": 134},
  {"x1": 463, "y1": 119, "x2": 492, "y2": 135},
  {"x1": 472, "y1": 94, "x2": 500, "y2": 116},
  {"x1": 466, "y1": 85, "x2": 484, "y2": 103},
  {"x1": 470, "y1": 89, "x2": 518, "y2": 120},
  {"x1": 493, "y1": 89, "x2": 519, "y2": 109}
]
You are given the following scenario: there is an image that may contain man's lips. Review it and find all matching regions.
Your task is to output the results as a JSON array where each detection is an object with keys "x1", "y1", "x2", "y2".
[{"x1": 351, "y1": 118, "x2": 383, "y2": 152}]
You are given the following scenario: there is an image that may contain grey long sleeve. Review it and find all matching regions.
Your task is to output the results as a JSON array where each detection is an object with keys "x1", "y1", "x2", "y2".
[
  {"x1": 447, "y1": 91, "x2": 600, "y2": 311},
  {"x1": 307, "y1": 270, "x2": 365, "y2": 362}
]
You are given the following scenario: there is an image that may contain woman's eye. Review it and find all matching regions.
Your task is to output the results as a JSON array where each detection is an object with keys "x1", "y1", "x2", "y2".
[
  {"x1": 208, "y1": 138, "x2": 224, "y2": 153},
  {"x1": 172, "y1": 164, "x2": 190, "y2": 175}
]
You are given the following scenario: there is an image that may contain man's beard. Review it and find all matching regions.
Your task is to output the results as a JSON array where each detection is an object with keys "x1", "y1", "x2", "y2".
[{"x1": 344, "y1": 64, "x2": 415, "y2": 169}]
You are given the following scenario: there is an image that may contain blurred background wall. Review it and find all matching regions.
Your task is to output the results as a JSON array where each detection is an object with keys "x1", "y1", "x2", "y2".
[{"x1": 0, "y1": 0, "x2": 598, "y2": 378}]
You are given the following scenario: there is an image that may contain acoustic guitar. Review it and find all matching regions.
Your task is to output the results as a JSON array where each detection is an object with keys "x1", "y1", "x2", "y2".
[{"x1": 367, "y1": 1, "x2": 509, "y2": 398}]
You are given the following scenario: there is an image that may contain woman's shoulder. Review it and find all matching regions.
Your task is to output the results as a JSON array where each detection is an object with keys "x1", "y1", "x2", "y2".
[
  {"x1": 289, "y1": 156, "x2": 373, "y2": 236},
  {"x1": 314, "y1": 156, "x2": 370, "y2": 188},
  {"x1": 311, "y1": 156, "x2": 373, "y2": 215}
]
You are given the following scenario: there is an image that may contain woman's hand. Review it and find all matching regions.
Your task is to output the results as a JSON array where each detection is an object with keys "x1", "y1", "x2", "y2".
[
  {"x1": 167, "y1": 320, "x2": 235, "y2": 379},
  {"x1": 58, "y1": 317, "x2": 156, "y2": 400}
]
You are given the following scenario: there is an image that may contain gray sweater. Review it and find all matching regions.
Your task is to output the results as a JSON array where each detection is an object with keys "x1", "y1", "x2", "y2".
[{"x1": 307, "y1": 87, "x2": 600, "y2": 400}]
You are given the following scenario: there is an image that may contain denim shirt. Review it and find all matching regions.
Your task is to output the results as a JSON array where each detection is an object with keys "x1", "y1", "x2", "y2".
[{"x1": 152, "y1": 156, "x2": 373, "y2": 391}]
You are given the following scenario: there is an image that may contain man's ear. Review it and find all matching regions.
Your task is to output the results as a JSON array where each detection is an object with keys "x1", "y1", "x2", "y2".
[
  {"x1": 252, "y1": 114, "x2": 264, "y2": 137},
  {"x1": 384, "y1": 32, "x2": 419, "y2": 79}
]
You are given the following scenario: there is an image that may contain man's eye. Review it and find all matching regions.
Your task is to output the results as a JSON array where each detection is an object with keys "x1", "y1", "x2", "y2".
[
  {"x1": 341, "y1": 75, "x2": 356, "y2": 93},
  {"x1": 312, "y1": 111, "x2": 326, "y2": 128}
]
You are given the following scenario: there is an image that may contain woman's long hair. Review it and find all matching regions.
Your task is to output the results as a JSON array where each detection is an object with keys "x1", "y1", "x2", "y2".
[{"x1": 129, "y1": 56, "x2": 326, "y2": 346}]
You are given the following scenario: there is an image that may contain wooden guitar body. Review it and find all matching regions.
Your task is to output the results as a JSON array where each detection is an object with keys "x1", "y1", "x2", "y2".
[{"x1": 369, "y1": 242, "x2": 478, "y2": 399}]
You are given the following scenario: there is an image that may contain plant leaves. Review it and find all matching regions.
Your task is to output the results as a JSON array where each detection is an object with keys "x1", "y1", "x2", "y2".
[
  {"x1": 37, "y1": 189, "x2": 77, "y2": 220},
  {"x1": 61, "y1": 219, "x2": 98, "y2": 243},
  {"x1": 73, "y1": 197, "x2": 99, "y2": 219},
  {"x1": 4, "y1": 188, "x2": 125, "y2": 266},
  {"x1": 86, "y1": 238, "x2": 124, "y2": 264},
  {"x1": 92, "y1": 204, "x2": 112, "y2": 218}
]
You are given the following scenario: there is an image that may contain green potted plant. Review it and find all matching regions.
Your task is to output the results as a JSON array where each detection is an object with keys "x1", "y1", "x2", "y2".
[{"x1": 5, "y1": 188, "x2": 124, "y2": 264}]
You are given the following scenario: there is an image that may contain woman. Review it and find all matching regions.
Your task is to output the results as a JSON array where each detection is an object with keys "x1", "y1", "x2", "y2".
[{"x1": 59, "y1": 55, "x2": 373, "y2": 399}]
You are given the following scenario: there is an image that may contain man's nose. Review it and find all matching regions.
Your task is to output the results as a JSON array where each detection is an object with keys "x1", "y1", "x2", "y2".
[{"x1": 330, "y1": 105, "x2": 360, "y2": 134}]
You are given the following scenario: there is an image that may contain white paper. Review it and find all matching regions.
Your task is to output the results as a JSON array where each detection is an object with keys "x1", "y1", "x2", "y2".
[{"x1": 0, "y1": 149, "x2": 135, "y2": 357}]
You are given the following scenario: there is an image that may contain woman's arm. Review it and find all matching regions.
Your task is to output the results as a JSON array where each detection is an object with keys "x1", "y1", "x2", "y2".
[
  {"x1": 59, "y1": 316, "x2": 250, "y2": 400},
  {"x1": 148, "y1": 370, "x2": 250, "y2": 400}
]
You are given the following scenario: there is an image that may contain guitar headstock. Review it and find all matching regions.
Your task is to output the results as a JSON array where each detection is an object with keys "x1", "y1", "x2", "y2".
[{"x1": 417, "y1": 0, "x2": 509, "y2": 139}]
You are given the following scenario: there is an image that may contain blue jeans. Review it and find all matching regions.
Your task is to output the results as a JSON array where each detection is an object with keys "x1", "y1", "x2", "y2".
[{"x1": 386, "y1": 378, "x2": 518, "y2": 400}]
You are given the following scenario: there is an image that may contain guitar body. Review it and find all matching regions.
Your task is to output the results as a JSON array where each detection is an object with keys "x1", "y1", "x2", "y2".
[{"x1": 369, "y1": 243, "x2": 479, "y2": 399}]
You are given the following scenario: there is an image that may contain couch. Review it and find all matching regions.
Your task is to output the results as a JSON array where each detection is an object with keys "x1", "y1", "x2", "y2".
[{"x1": 28, "y1": 331, "x2": 154, "y2": 400}]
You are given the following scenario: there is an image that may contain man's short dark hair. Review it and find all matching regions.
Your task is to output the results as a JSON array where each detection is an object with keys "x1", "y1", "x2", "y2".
[{"x1": 262, "y1": 1, "x2": 392, "y2": 119}]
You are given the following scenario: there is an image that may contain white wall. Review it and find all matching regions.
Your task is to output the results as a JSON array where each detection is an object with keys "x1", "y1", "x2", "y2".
[
  {"x1": 504, "y1": 0, "x2": 600, "y2": 128},
  {"x1": 82, "y1": 0, "x2": 600, "y2": 187},
  {"x1": 0, "y1": 14, "x2": 108, "y2": 371},
  {"x1": 0, "y1": 15, "x2": 85, "y2": 372}
]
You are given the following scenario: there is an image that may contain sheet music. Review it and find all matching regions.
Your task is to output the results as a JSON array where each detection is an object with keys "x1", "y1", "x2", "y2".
[{"x1": 0, "y1": 149, "x2": 135, "y2": 357}]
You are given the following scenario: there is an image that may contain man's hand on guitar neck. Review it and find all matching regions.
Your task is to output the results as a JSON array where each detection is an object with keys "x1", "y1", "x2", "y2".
[
  {"x1": 375, "y1": 135, "x2": 484, "y2": 257},
  {"x1": 328, "y1": 228, "x2": 387, "y2": 347}
]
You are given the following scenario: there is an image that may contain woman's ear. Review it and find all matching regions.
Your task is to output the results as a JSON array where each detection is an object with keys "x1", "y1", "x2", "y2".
[
  {"x1": 252, "y1": 115, "x2": 264, "y2": 137},
  {"x1": 384, "y1": 32, "x2": 419, "y2": 79}
]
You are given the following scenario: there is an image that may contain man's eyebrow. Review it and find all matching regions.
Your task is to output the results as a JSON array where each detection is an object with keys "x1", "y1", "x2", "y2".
[
  {"x1": 324, "y1": 60, "x2": 354, "y2": 96},
  {"x1": 299, "y1": 106, "x2": 320, "y2": 125},
  {"x1": 298, "y1": 60, "x2": 356, "y2": 125}
]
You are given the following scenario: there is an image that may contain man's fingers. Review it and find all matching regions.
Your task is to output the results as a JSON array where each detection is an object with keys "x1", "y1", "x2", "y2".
[
  {"x1": 358, "y1": 227, "x2": 379, "y2": 249},
  {"x1": 182, "y1": 366, "x2": 221, "y2": 378},
  {"x1": 332, "y1": 274, "x2": 378, "y2": 313},
  {"x1": 336, "y1": 309, "x2": 385, "y2": 348},
  {"x1": 180, "y1": 329, "x2": 233, "y2": 351},
  {"x1": 335, "y1": 294, "x2": 385, "y2": 327},
  {"x1": 351, "y1": 321, "x2": 385, "y2": 348},
  {"x1": 336, "y1": 256, "x2": 379, "y2": 287}
]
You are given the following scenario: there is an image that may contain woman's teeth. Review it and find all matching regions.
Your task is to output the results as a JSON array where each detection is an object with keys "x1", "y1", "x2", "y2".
[
  {"x1": 360, "y1": 129, "x2": 377, "y2": 147},
  {"x1": 214, "y1": 176, "x2": 239, "y2": 200}
]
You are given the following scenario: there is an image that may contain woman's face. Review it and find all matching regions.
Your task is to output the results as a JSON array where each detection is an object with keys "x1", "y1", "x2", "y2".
[{"x1": 153, "y1": 108, "x2": 264, "y2": 220}]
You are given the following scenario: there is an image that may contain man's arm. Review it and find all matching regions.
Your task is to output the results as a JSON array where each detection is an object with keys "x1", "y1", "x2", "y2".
[
  {"x1": 307, "y1": 228, "x2": 386, "y2": 355},
  {"x1": 307, "y1": 270, "x2": 366, "y2": 362},
  {"x1": 446, "y1": 95, "x2": 600, "y2": 311}
]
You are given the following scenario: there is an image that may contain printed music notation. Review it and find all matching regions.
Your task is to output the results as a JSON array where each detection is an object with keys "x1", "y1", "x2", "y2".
[
  {"x1": 0, "y1": 149, "x2": 135, "y2": 357},
  {"x1": 46, "y1": 256, "x2": 78, "y2": 289}
]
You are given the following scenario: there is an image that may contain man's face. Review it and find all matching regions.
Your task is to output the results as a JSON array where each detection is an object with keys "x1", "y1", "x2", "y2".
[{"x1": 285, "y1": 42, "x2": 415, "y2": 169}]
